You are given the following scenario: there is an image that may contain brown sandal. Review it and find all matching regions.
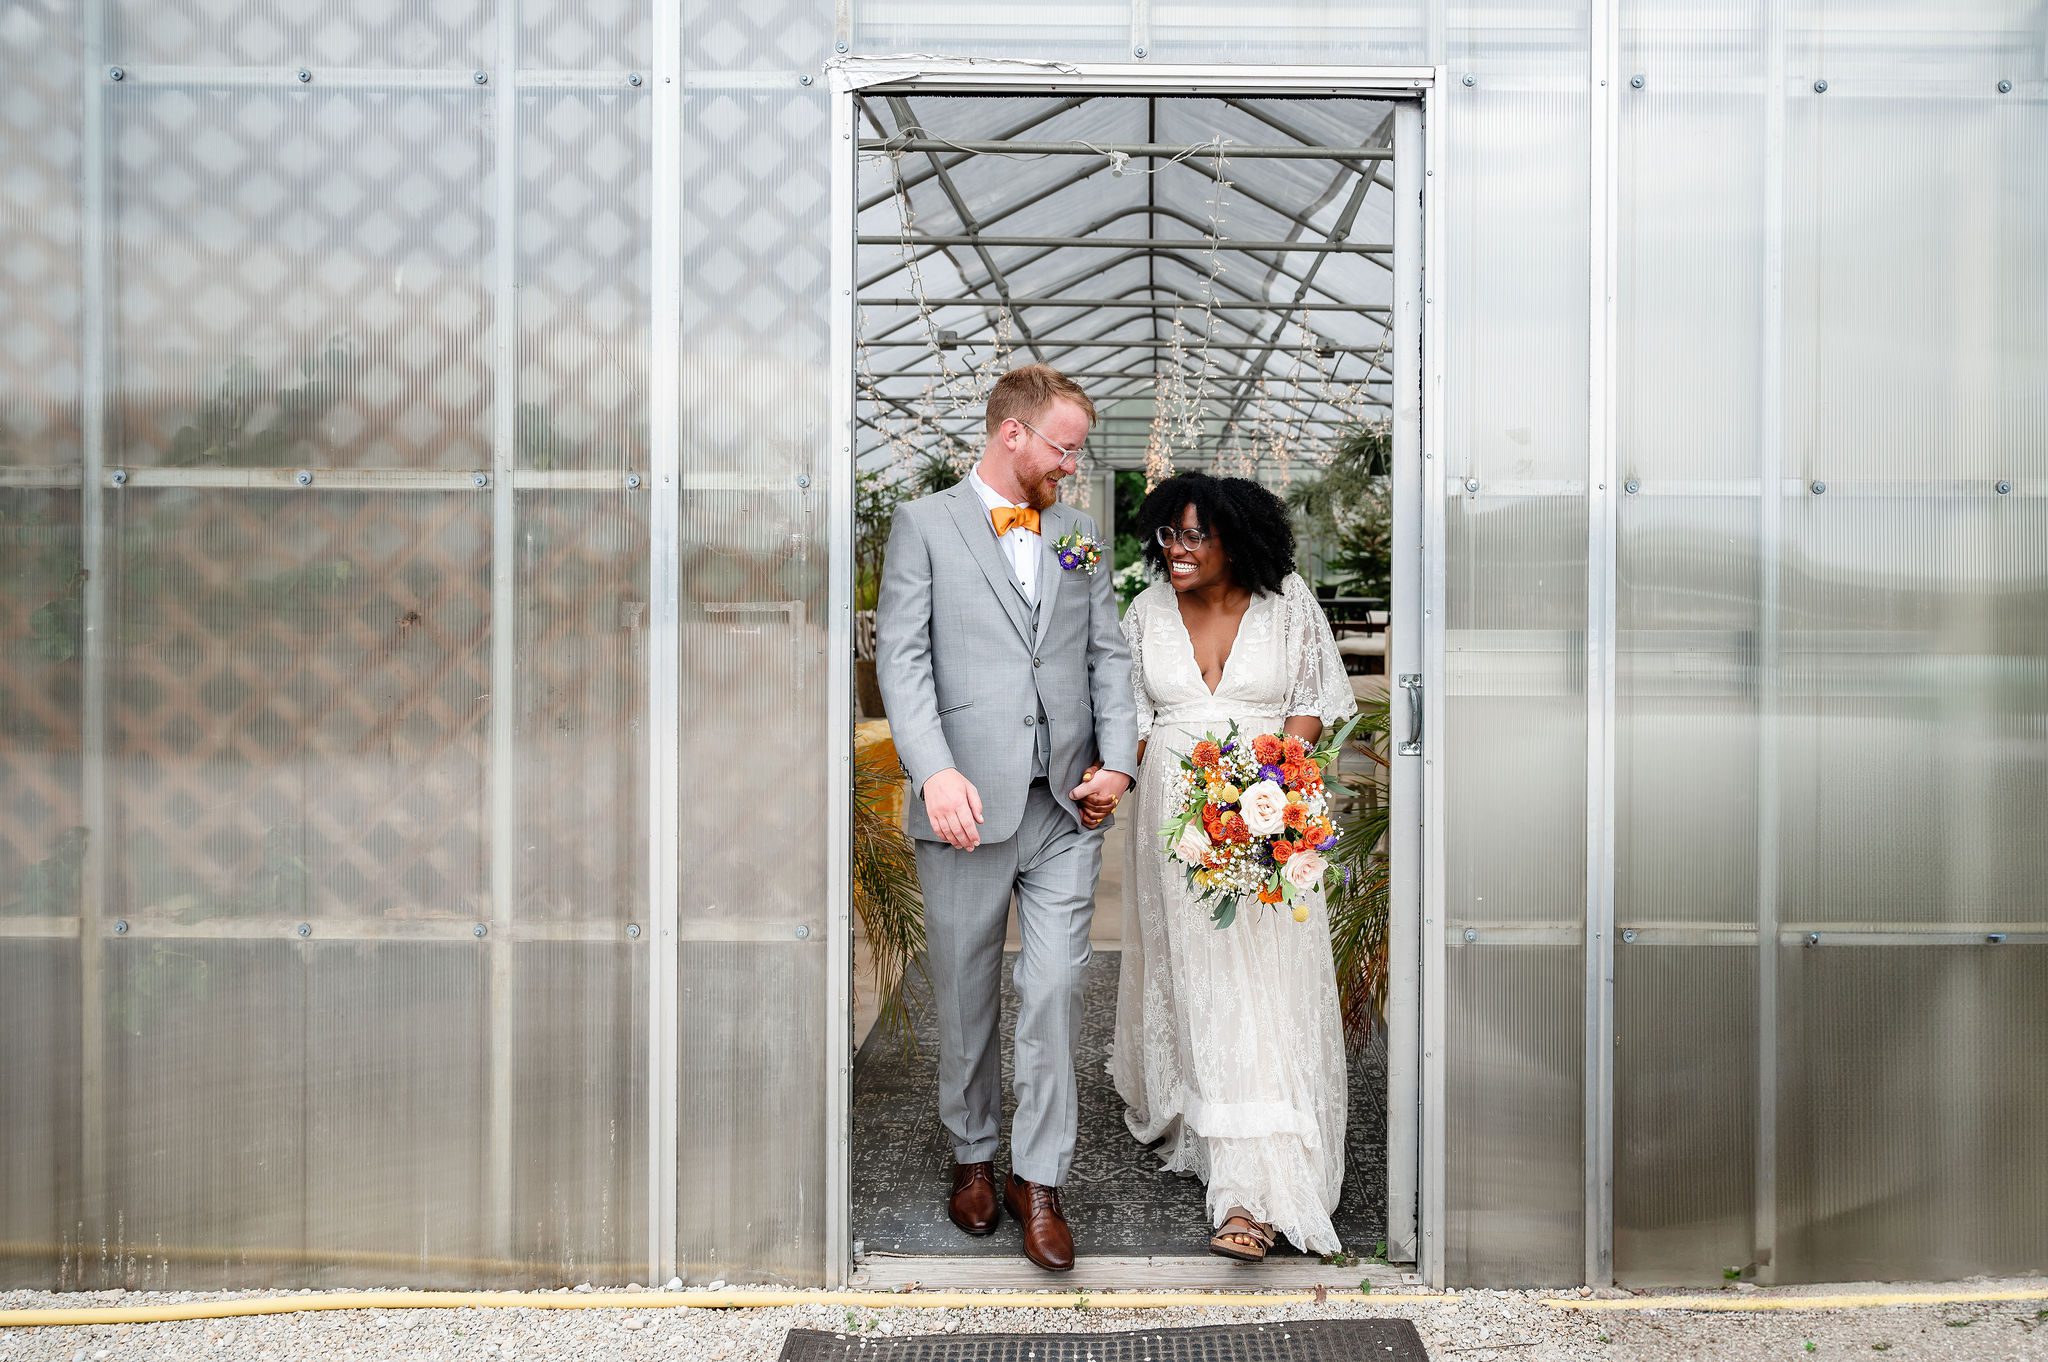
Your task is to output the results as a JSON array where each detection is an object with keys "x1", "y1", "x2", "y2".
[{"x1": 1208, "y1": 1211, "x2": 1275, "y2": 1263}]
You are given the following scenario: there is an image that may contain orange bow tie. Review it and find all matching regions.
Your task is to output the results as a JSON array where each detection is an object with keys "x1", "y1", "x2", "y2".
[{"x1": 991, "y1": 505, "x2": 1041, "y2": 537}]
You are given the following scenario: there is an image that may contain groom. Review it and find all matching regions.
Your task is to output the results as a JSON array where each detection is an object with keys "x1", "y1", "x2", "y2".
[{"x1": 876, "y1": 364, "x2": 1138, "y2": 1271}]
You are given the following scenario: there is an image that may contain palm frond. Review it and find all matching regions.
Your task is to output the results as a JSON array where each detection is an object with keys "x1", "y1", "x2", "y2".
[
  {"x1": 1325, "y1": 691, "x2": 1394, "y2": 1048},
  {"x1": 852, "y1": 745, "x2": 929, "y2": 1055}
]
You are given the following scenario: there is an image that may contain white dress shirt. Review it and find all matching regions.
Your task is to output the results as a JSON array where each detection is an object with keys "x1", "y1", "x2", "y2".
[{"x1": 968, "y1": 466, "x2": 1039, "y2": 605}]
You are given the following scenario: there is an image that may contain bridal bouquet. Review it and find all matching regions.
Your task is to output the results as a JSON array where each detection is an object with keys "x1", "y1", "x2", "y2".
[{"x1": 1160, "y1": 718, "x2": 1360, "y2": 929}]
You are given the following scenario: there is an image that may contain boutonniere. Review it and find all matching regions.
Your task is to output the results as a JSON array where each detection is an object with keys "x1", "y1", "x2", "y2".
[{"x1": 1053, "y1": 529, "x2": 1103, "y2": 574}]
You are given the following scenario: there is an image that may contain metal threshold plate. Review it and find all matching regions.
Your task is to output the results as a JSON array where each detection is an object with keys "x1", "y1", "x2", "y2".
[{"x1": 780, "y1": 1319, "x2": 1428, "y2": 1361}]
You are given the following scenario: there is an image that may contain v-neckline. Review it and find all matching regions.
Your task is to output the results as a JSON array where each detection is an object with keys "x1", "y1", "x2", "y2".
[{"x1": 1171, "y1": 588, "x2": 1258, "y2": 697}]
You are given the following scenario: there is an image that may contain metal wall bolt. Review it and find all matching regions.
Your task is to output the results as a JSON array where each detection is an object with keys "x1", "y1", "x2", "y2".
[
  {"x1": 1629, "y1": 74, "x2": 1645, "y2": 90},
  {"x1": 1995, "y1": 479, "x2": 2012, "y2": 495},
  {"x1": 626, "y1": 473, "x2": 643, "y2": 490},
  {"x1": 1623, "y1": 478, "x2": 1641, "y2": 495},
  {"x1": 1998, "y1": 79, "x2": 2013, "y2": 94},
  {"x1": 1133, "y1": 46, "x2": 1148, "y2": 59},
  {"x1": 108, "y1": 66, "x2": 125, "y2": 81},
  {"x1": 799, "y1": 74, "x2": 813, "y2": 86},
  {"x1": 1813, "y1": 78, "x2": 1829, "y2": 93},
  {"x1": 1810, "y1": 479, "x2": 1827, "y2": 495},
  {"x1": 472, "y1": 471, "x2": 490, "y2": 488},
  {"x1": 796, "y1": 474, "x2": 812, "y2": 489},
  {"x1": 295, "y1": 469, "x2": 313, "y2": 486},
  {"x1": 1462, "y1": 927, "x2": 1477, "y2": 943},
  {"x1": 473, "y1": 923, "x2": 488, "y2": 938},
  {"x1": 1986, "y1": 932, "x2": 2008, "y2": 944},
  {"x1": 1464, "y1": 477, "x2": 1479, "y2": 493},
  {"x1": 1621, "y1": 928, "x2": 1637, "y2": 944},
  {"x1": 628, "y1": 72, "x2": 643, "y2": 87},
  {"x1": 473, "y1": 70, "x2": 489, "y2": 85},
  {"x1": 113, "y1": 919, "x2": 129, "y2": 935},
  {"x1": 835, "y1": 39, "x2": 849, "y2": 53},
  {"x1": 1462, "y1": 73, "x2": 1476, "y2": 87},
  {"x1": 110, "y1": 468, "x2": 128, "y2": 486},
  {"x1": 1805, "y1": 931, "x2": 1821, "y2": 947},
  {"x1": 794, "y1": 924, "x2": 811, "y2": 940},
  {"x1": 626, "y1": 922, "x2": 642, "y2": 939},
  {"x1": 297, "y1": 68, "x2": 312, "y2": 83},
  {"x1": 296, "y1": 922, "x2": 312, "y2": 938}
]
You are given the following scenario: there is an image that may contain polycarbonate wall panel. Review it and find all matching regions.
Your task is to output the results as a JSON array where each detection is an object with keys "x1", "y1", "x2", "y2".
[
  {"x1": 108, "y1": 86, "x2": 494, "y2": 471},
  {"x1": 0, "y1": 0, "x2": 655, "y2": 1289},
  {"x1": 1611, "y1": 0, "x2": 2048, "y2": 1285},
  {"x1": 675, "y1": 83, "x2": 832, "y2": 1282}
]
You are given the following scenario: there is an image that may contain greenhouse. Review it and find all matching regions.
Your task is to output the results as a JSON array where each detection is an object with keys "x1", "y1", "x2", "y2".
[{"x1": 2, "y1": 0, "x2": 2044, "y2": 1300}]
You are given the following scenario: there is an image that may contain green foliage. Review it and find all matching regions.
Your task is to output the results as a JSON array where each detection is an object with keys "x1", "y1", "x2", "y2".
[
  {"x1": 1325, "y1": 690, "x2": 1393, "y2": 1044},
  {"x1": 2, "y1": 826, "x2": 86, "y2": 917},
  {"x1": 1291, "y1": 421, "x2": 1392, "y2": 600},
  {"x1": 853, "y1": 745, "x2": 929, "y2": 1053},
  {"x1": 164, "y1": 340, "x2": 349, "y2": 468}
]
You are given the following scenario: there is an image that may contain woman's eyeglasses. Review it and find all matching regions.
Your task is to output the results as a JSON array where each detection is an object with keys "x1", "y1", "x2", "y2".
[{"x1": 1155, "y1": 524, "x2": 1212, "y2": 550}]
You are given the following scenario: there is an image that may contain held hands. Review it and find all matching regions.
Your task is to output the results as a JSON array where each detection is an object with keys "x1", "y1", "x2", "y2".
[
  {"x1": 923, "y1": 768, "x2": 985, "y2": 850},
  {"x1": 1072, "y1": 764, "x2": 1132, "y2": 831}
]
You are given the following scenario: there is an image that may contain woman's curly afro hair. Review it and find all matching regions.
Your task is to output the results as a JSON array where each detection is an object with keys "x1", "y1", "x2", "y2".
[{"x1": 1135, "y1": 471, "x2": 1296, "y2": 595}]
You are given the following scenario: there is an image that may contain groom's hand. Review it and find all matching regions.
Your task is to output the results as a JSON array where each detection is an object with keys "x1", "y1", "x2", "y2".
[
  {"x1": 923, "y1": 768, "x2": 985, "y2": 850},
  {"x1": 1072, "y1": 765, "x2": 1132, "y2": 830}
]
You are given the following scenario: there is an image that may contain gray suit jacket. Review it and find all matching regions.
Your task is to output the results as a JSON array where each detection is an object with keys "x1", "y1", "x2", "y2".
[{"x1": 876, "y1": 480, "x2": 1140, "y2": 845}]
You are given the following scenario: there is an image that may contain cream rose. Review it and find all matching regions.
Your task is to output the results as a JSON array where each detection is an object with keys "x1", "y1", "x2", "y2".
[
  {"x1": 1174, "y1": 822, "x2": 1214, "y2": 867},
  {"x1": 1282, "y1": 848, "x2": 1328, "y2": 893},
  {"x1": 1237, "y1": 780, "x2": 1289, "y2": 837}
]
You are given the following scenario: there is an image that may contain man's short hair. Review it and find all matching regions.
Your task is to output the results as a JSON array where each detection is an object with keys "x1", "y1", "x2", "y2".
[{"x1": 984, "y1": 364, "x2": 1097, "y2": 434}]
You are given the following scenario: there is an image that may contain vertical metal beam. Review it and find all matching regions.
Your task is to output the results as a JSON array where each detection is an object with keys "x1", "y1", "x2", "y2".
[
  {"x1": 1384, "y1": 98, "x2": 1424, "y2": 1269},
  {"x1": 485, "y1": 0, "x2": 520, "y2": 1266},
  {"x1": 1418, "y1": 59, "x2": 1449, "y2": 1294},
  {"x1": 1583, "y1": 0, "x2": 1621, "y2": 1290},
  {"x1": 1753, "y1": 0, "x2": 1788, "y2": 1286},
  {"x1": 77, "y1": 0, "x2": 111, "y2": 1257},
  {"x1": 647, "y1": 0, "x2": 684, "y2": 1287},
  {"x1": 825, "y1": 79, "x2": 857, "y2": 1290}
]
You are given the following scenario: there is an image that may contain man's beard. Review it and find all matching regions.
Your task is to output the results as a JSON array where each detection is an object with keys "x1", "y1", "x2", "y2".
[{"x1": 1023, "y1": 474, "x2": 1060, "y2": 511}]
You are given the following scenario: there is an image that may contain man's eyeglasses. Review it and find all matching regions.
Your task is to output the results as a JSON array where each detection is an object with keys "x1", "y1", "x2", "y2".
[
  {"x1": 1155, "y1": 524, "x2": 1212, "y2": 551},
  {"x1": 1016, "y1": 418, "x2": 1085, "y2": 468}
]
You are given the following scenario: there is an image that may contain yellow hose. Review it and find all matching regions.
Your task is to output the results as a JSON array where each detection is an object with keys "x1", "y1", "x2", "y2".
[
  {"x1": 0, "y1": 1288, "x2": 1451, "y2": 1329},
  {"x1": 1548, "y1": 1286, "x2": 2048, "y2": 1313}
]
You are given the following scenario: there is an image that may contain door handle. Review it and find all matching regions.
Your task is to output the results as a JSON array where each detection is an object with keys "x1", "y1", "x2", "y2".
[{"x1": 1397, "y1": 673, "x2": 1422, "y2": 756}]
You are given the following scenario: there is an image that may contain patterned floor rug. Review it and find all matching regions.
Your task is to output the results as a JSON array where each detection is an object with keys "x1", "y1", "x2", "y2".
[
  {"x1": 780, "y1": 1319, "x2": 1429, "y2": 1361},
  {"x1": 852, "y1": 950, "x2": 1389, "y2": 1259}
]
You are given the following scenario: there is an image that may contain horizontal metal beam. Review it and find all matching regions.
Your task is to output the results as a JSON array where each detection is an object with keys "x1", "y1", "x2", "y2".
[
  {"x1": 862, "y1": 232, "x2": 1390, "y2": 254},
  {"x1": 862, "y1": 137, "x2": 1396, "y2": 161},
  {"x1": 863, "y1": 337, "x2": 1385, "y2": 353},
  {"x1": 861, "y1": 295, "x2": 1391, "y2": 314}
]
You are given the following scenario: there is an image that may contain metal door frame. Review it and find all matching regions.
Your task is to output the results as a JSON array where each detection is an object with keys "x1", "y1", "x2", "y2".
[{"x1": 825, "y1": 58, "x2": 1446, "y2": 1290}]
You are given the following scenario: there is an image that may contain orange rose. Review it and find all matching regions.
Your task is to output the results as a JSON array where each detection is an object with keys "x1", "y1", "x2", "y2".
[
  {"x1": 1257, "y1": 883, "x2": 1285, "y2": 904},
  {"x1": 1191, "y1": 740, "x2": 1222, "y2": 770},
  {"x1": 1283, "y1": 759, "x2": 1320, "y2": 791},
  {"x1": 1201, "y1": 803, "x2": 1226, "y2": 837},
  {"x1": 1251, "y1": 733, "x2": 1284, "y2": 765},
  {"x1": 1271, "y1": 838, "x2": 1296, "y2": 863},
  {"x1": 1283, "y1": 736, "x2": 1308, "y2": 762}
]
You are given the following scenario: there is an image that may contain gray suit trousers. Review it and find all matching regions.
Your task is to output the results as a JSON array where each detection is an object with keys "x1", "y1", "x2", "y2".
[{"x1": 913, "y1": 780, "x2": 1102, "y2": 1187}]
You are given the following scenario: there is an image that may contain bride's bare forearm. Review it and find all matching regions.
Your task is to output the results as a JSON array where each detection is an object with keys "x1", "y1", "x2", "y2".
[
  {"x1": 1135, "y1": 738, "x2": 1147, "y2": 767},
  {"x1": 1283, "y1": 716, "x2": 1322, "y2": 744}
]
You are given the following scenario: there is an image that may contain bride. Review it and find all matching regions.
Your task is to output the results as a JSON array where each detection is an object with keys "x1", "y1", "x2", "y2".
[{"x1": 1097, "y1": 472, "x2": 1357, "y2": 1261}]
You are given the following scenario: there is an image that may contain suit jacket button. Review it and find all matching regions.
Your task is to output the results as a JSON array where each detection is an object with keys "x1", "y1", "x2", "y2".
[
  {"x1": 1033, "y1": 657, "x2": 1043, "y2": 668},
  {"x1": 1023, "y1": 715, "x2": 1035, "y2": 726}
]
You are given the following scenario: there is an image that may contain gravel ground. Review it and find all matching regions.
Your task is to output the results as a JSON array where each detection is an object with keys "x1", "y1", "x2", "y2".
[{"x1": 3, "y1": 1279, "x2": 2046, "y2": 1362}]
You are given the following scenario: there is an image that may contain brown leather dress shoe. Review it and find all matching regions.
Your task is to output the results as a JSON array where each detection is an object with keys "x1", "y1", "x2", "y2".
[
  {"x1": 1003, "y1": 1172, "x2": 1075, "y2": 1271},
  {"x1": 948, "y1": 1161, "x2": 1000, "y2": 1236}
]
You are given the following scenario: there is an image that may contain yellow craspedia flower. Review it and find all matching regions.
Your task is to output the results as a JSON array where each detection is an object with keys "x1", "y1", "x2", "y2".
[
  {"x1": 1292, "y1": 904, "x2": 1311, "y2": 923},
  {"x1": 1219, "y1": 784, "x2": 1242, "y2": 802}
]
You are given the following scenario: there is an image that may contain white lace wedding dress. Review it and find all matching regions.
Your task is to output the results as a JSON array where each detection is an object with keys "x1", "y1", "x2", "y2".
[{"x1": 1107, "y1": 572, "x2": 1358, "y2": 1254}]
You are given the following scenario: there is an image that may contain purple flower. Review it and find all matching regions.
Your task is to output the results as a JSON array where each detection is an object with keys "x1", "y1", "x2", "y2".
[
  {"x1": 1220, "y1": 742, "x2": 1236, "y2": 755},
  {"x1": 1316, "y1": 835, "x2": 1337, "y2": 851},
  {"x1": 1258, "y1": 763, "x2": 1285, "y2": 784},
  {"x1": 1058, "y1": 550, "x2": 1080, "y2": 569}
]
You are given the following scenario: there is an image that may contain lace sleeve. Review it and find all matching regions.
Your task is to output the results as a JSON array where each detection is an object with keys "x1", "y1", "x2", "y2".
[
  {"x1": 1281, "y1": 573, "x2": 1359, "y2": 728},
  {"x1": 1121, "y1": 589, "x2": 1153, "y2": 744}
]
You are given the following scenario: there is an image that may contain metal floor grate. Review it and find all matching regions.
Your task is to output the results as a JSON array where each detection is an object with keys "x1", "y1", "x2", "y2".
[{"x1": 779, "y1": 1319, "x2": 1428, "y2": 1362}]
